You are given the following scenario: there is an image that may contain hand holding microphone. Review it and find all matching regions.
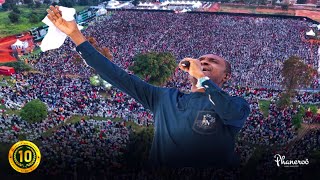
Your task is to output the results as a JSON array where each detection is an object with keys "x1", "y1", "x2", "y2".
[{"x1": 179, "y1": 58, "x2": 206, "y2": 79}]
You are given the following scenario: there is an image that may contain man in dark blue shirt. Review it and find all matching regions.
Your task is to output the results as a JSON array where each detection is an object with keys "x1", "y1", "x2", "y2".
[{"x1": 46, "y1": 6, "x2": 250, "y2": 168}]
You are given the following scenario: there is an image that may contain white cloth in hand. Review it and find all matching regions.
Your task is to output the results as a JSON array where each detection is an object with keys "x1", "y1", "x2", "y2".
[{"x1": 40, "y1": 6, "x2": 83, "y2": 52}]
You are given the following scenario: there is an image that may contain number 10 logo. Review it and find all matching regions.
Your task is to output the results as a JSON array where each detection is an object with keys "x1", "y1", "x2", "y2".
[
  {"x1": 8, "y1": 141, "x2": 41, "y2": 173},
  {"x1": 18, "y1": 149, "x2": 33, "y2": 163}
]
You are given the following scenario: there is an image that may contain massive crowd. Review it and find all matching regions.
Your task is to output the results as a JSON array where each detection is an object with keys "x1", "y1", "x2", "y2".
[
  {"x1": 83, "y1": 11, "x2": 319, "y2": 89},
  {"x1": 0, "y1": 10, "x2": 320, "y2": 178},
  {"x1": 37, "y1": 119, "x2": 130, "y2": 177}
]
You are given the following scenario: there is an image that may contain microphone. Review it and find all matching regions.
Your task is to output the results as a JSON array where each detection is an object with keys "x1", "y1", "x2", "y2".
[{"x1": 181, "y1": 61, "x2": 190, "y2": 68}]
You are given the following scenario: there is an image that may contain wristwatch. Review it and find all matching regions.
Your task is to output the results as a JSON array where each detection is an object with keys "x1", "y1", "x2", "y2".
[{"x1": 196, "y1": 76, "x2": 210, "y2": 89}]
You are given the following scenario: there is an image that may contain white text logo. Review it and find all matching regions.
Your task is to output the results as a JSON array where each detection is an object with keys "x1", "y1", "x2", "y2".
[{"x1": 274, "y1": 154, "x2": 309, "y2": 167}]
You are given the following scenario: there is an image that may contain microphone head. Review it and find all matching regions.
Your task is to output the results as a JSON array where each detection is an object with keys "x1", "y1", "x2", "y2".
[{"x1": 181, "y1": 61, "x2": 190, "y2": 67}]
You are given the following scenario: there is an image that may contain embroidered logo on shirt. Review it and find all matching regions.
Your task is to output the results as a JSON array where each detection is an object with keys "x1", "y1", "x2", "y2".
[{"x1": 192, "y1": 111, "x2": 217, "y2": 135}]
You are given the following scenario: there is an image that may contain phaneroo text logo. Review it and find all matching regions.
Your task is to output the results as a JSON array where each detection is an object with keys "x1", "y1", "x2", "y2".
[
  {"x1": 274, "y1": 154, "x2": 309, "y2": 167},
  {"x1": 8, "y1": 140, "x2": 41, "y2": 173}
]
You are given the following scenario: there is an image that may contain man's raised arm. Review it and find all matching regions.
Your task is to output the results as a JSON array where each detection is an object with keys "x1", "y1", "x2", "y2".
[{"x1": 46, "y1": 5, "x2": 164, "y2": 111}]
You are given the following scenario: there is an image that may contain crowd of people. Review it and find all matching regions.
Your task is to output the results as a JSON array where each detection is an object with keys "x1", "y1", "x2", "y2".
[
  {"x1": 83, "y1": 11, "x2": 319, "y2": 89},
  {"x1": 37, "y1": 119, "x2": 130, "y2": 177},
  {"x1": 0, "y1": 10, "x2": 320, "y2": 178},
  {"x1": 239, "y1": 99, "x2": 297, "y2": 146}
]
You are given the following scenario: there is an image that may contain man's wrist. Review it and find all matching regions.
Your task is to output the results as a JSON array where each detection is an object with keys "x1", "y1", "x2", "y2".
[
  {"x1": 196, "y1": 76, "x2": 210, "y2": 88},
  {"x1": 69, "y1": 30, "x2": 86, "y2": 46}
]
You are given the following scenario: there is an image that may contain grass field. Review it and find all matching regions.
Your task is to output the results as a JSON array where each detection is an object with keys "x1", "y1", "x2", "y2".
[
  {"x1": 218, "y1": 4, "x2": 296, "y2": 17},
  {"x1": 0, "y1": 101, "x2": 20, "y2": 116},
  {"x1": 20, "y1": 46, "x2": 41, "y2": 60},
  {"x1": 0, "y1": 75, "x2": 15, "y2": 87},
  {"x1": 259, "y1": 100, "x2": 271, "y2": 117},
  {"x1": 41, "y1": 115, "x2": 145, "y2": 138},
  {"x1": 219, "y1": 5, "x2": 254, "y2": 14},
  {"x1": 0, "y1": 5, "x2": 89, "y2": 37}
]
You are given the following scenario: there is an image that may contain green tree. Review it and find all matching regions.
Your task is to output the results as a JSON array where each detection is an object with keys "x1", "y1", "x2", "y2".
[
  {"x1": 308, "y1": 105, "x2": 318, "y2": 116},
  {"x1": 282, "y1": 56, "x2": 314, "y2": 92},
  {"x1": 79, "y1": 0, "x2": 89, "y2": 5},
  {"x1": 1, "y1": 61, "x2": 32, "y2": 72},
  {"x1": 43, "y1": 0, "x2": 52, "y2": 4},
  {"x1": 8, "y1": 12, "x2": 19, "y2": 23},
  {"x1": 23, "y1": 0, "x2": 33, "y2": 4},
  {"x1": 24, "y1": 0, "x2": 34, "y2": 8},
  {"x1": 1, "y1": 3, "x2": 10, "y2": 11},
  {"x1": 2, "y1": 0, "x2": 18, "y2": 11},
  {"x1": 88, "y1": 0, "x2": 101, "y2": 5},
  {"x1": 51, "y1": 1, "x2": 58, "y2": 6},
  {"x1": 59, "y1": 0, "x2": 74, "y2": 7},
  {"x1": 12, "y1": 6, "x2": 20, "y2": 14},
  {"x1": 292, "y1": 114, "x2": 302, "y2": 129},
  {"x1": 280, "y1": 56, "x2": 316, "y2": 108},
  {"x1": 20, "y1": 99, "x2": 48, "y2": 123},
  {"x1": 29, "y1": 13, "x2": 38, "y2": 23},
  {"x1": 35, "y1": 1, "x2": 42, "y2": 8},
  {"x1": 277, "y1": 92, "x2": 291, "y2": 109},
  {"x1": 89, "y1": 75, "x2": 112, "y2": 89},
  {"x1": 292, "y1": 106, "x2": 305, "y2": 129},
  {"x1": 299, "y1": 105, "x2": 306, "y2": 114},
  {"x1": 90, "y1": 75, "x2": 101, "y2": 86},
  {"x1": 129, "y1": 52, "x2": 176, "y2": 86}
]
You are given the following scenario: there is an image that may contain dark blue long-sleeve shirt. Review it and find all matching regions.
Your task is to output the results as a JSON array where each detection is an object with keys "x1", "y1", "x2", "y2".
[{"x1": 76, "y1": 41, "x2": 250, "y2": 168}]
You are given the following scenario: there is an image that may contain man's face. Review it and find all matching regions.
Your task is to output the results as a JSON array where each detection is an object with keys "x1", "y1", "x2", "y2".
[{"x1": 198, "y1": 54, "x2": 228, "y2": 86}]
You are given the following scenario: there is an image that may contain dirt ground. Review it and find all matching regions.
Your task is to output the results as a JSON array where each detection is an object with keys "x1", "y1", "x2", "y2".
[
  {"x1": 217, "y1": 4, "x2": 320, "y2": 22},
  {"x1": 256, "y1": 8, "x2": 295, "y2": 15},
  {"x1": 295, "y1": 10, "x2": 320, "y2": 22}
]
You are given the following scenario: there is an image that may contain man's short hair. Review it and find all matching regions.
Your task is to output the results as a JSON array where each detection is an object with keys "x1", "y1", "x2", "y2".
[{"x1": 224, "y1": 60, "x2": 231, "y2": 76}]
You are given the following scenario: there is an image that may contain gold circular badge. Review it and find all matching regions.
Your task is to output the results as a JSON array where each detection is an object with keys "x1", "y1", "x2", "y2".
[{"x1": 8, "y1": 140, "x2": 41, "y2": 173}]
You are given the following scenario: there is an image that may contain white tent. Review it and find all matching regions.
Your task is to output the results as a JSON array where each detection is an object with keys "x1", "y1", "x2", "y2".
[
  {"x1": 108, "y1": 0, "x2": 120, "y2": 6},
  {"x1": 96, "y1": 8, "x2": 107, "y2": 16},
  {"x1": 22, "y1": 41, "x2": 28, "y2": 49},
  {"x1": 11, "y1": 39, "x2": 24, "y2": 49},
  {"x1": 181, "y1": 8, "x2": 188, "y2": 12},
  {"x1": 306, "y1": 29, "x2": 315, "y2": 36}
]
